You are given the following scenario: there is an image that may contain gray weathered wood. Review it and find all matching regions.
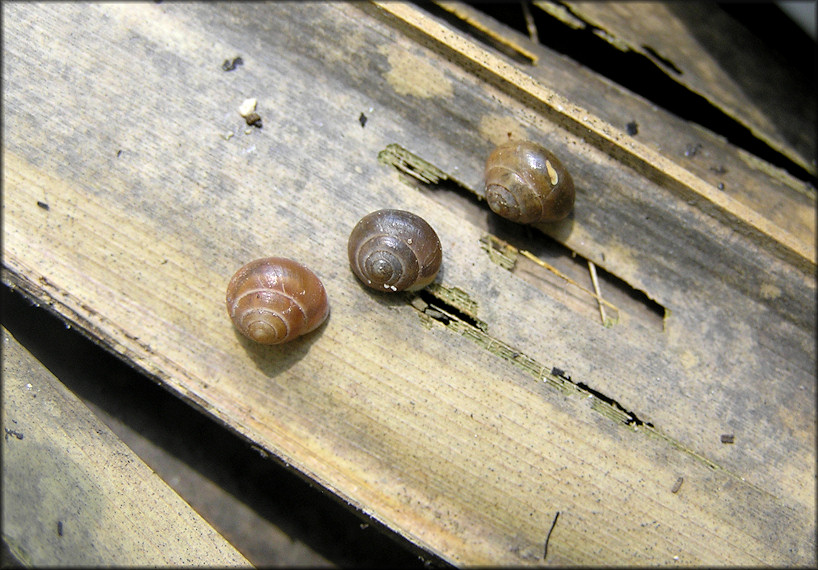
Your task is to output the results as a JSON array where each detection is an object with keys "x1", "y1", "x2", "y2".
[
  {"x1": 1, "y1": 328, "x2": 251, "y2": 567},
  {"x1": 535, "y1": 1, "x2": 816, "y2": 175},
  {"x1": 2, "y1": 2, "x2": 814, "y2": 565}
]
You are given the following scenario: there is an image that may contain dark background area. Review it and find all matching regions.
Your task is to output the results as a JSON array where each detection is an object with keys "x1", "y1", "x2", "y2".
[{"x1": 2, "y1": 2, "x2": 814, "y2": 567}]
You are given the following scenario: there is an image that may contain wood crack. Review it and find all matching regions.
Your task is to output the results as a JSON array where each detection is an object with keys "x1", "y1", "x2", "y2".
[
  {"x1": 406, "y1": 282, "x2": 777, "y2": 500},
  {"x1": 378, "y1": 143, "x2": 667, "y2": 331}
]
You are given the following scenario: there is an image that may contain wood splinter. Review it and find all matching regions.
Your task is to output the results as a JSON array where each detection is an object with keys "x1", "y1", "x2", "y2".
[
  {"x1": 587, "y1": 260, "x2": 607, "y2": 325},
  {"x1": 519, "y1": 249, "x2": 620, "y2": 315},
  {"x1": 520, "y1": 0, "x2": 539, "y2": 44}
]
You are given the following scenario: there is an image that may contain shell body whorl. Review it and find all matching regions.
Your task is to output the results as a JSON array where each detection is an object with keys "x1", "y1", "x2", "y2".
[
  {"x1": 225, "y1": 257, "x2": 329, "y2": 345},
  {"x1": 348, "y1": 209, "x2": 442, "y2": 292},
  {"x1": 484, "y1": 140, "x2": 575, "y2": 223}
]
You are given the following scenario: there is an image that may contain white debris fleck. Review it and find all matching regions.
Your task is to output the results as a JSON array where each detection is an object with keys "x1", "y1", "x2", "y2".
[{"x1": 238, "y1": 98, "x2": 257, "y2": 118}]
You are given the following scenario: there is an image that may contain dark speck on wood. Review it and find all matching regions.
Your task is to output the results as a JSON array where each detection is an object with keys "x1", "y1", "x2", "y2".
[
  {"x1": 4, "y1": 428, "x2": 24, "y2": 441},
  {"x1": 671, "y1": 477, "x2": 684, "y2": 493},
  {"x1": 222, "y1": 56, "x2": 243, "y2": 71},
  {"x1": 244, "y1": 113, "x2": 262, "y2": 128}
]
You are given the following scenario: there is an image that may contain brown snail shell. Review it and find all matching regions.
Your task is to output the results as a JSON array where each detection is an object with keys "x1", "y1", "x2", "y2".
[
  {"x1": 484, "y1": 140, "x2": 575, "y2": 223},
  {"x1": 225, "y1": 257, "x2": 329, "y2": 344},
  {"x1": 348, "y1": 209, "x2": 442, "y2": 292}
]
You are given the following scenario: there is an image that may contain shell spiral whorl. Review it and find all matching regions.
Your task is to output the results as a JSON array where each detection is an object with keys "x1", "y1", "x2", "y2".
[
  {"x1": 225, "y1": 257, "x2": 329, "y2": 345},
  {"x1": 485, "y1": 140, "x2": 575, "y2": 223},
  {"x1": 348, "y1": 209, "x2": 442, "y2": 292}
]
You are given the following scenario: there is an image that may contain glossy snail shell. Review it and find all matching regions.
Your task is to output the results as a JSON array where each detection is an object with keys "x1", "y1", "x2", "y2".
[
  {"x1": 348, "y1": 209, "x2": 442, "y2": 292},
  {"x1": 225, "y1": 257, "x2": 329, "y2": 345},
  {"x1": 484, "y1": 140, "x2": 575, "y2": 223}
]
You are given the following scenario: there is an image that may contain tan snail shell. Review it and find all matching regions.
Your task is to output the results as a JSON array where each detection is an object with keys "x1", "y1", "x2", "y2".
[
  {"x1": 484, "y1": 140, "x2": 575, "y2": 223},
  {"x1": 348, "y1": 209, "x2": 442, "y2": 292},
  {"x1": 225, "y1": 257, "x2": 329, "y2": 345}
]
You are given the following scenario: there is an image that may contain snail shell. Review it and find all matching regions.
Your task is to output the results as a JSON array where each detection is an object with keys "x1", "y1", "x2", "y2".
[
  {"x1": 225, "y1": 257, "x2": 329, "y2": 345},
  {"x1": 484, "y1": 140, "x2": 575, "y2": 223},
  {"x1": 348, "y1": 209, "x2": 442, "y2": 292}
]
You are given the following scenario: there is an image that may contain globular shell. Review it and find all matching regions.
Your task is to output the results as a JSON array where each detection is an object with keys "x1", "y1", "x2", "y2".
[
  {"x1": 485, "y1": 140, "x2": 575, "y2": 223},
  {"x1": 226, "y1": 257, "x2": 329, "y2": 344},
  {"x1": 348, "y1": 209, "x2": 442, "y2": 292}
]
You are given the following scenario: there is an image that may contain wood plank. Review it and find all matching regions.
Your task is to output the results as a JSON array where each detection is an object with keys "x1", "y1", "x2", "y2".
[
  {"x1": 370, "y1": 2, "x2": 815, "y2": 269},
  {"x1": 2, "y1": 2, "x2": 814, "y2": 565},
  {"x1": 1, "y1": 328, "x2": 251, "y2": 567},
  {"x1": 434, "y1": 0, "x2": 816, "y2": 251},
  {"x1": 535, "y1": 1, "x2": 816, "y2": 176}
]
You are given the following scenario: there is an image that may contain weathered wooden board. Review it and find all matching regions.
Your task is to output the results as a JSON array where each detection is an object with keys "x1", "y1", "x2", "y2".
[
  {"x1": 1, "y1": 328, "x2": 251, "y2": 567},
  {"x1": 534, "y1": 1, "x2": 816, "y2": 176},
  {"x1": 2, "y1": 2, "x2": 814, "y2": 565},
  {"x1": 368, "y1": 2, "x2": 814, "y2": 269},
  {"x1": 436, "y1": 0, "x2": 816, "y2": 248}
]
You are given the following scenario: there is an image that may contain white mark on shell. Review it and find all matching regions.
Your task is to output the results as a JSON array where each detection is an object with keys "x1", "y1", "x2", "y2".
[{"x1": 545, "y1": 160, "x2": 559, "y2": 186}]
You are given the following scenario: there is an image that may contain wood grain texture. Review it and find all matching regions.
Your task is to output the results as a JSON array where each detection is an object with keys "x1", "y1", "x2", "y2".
[
  {"x1": 1, "y1": 328, "x2": 251, "y2": 567},
  {"x1": 445, "y1": 0, "x2": 816, "y2": 250},
  {"x1": 538, "y1": 1, "x2": 816, "y2": 175},
  {"x1": 2, "y1": 2, "x2": 814, "y2": 565},
  {"x1": 370, "y1": 2, "x2": 815, "y2": 269}
]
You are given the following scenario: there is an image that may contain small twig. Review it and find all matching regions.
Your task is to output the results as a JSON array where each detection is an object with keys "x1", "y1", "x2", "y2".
[
  {"x1": 519, "y1": 249, "x2": 620, "y2": 313},
  {"x1": 521, "y1": 1, "x2": 539, "y2": 44},
  {"x1": 587, "y1": 260, "x2": 607, "y2": 325},
  {"x1": 543, "y1": 511, "x2": 560, "y2": 561}
]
